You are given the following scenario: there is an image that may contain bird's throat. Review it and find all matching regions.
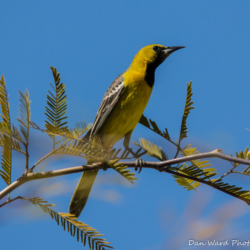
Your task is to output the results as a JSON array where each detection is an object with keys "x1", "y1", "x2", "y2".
[
  {"x1": 145, "y1": 63, "x2": 156, "y2": 88},
  {"x1": 129, "y1": 55, "x2": 161, "y2": 88}
]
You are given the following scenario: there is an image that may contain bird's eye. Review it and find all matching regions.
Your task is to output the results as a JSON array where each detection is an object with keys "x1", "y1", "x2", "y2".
[{"x1": 153, "y1": 46, "x2": 159, "y2": 51}]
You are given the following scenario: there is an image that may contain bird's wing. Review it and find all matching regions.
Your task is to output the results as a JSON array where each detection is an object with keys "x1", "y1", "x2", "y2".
[{"x1": 90, "y1": 73, "x2": 125, "y2": 138}]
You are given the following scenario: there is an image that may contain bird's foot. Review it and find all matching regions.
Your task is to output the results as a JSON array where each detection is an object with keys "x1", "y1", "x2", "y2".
[
  {"x1": 135, "y1": 158, "x2": 145, "y2": 173},
  {"x1": 101, "y1": 160, "x2": 109, "y2": 171}
]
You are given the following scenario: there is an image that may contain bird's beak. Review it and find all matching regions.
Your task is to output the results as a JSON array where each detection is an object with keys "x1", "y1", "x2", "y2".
[{"x1": 163, "y1": 46, "x2": 185, "y2": 55}]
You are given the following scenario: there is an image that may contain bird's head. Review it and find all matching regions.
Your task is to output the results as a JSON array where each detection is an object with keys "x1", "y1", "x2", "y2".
[
  {"x1": 128, "y1": 44, "x2": 185, "y2": 87},
  {"x1": 136, "y1": 44, "x2": 185, "y2": 67}
]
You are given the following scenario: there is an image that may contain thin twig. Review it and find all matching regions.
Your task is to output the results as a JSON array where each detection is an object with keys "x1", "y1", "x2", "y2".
[
  {"x1": 0, "y1": 196, "x2": 22, "y2": 208},
  {"x1": 29, "y1": 124, "x2": 89, "y2": 144},
  {"x1": 174, "y1": 142, "x2": 181, "y2": 159},
  {"x1": 233, "y1": 171, "x2": 250, "y2": 176},
  {"x1": 29, "y1": 146, "x2": 63, "y2": 172},
  {"x1": 0, "y1": 128, "x2": 24, "y2": 144},
  {"x1": 213, "y1": 164, "x2": 238, "y2": 182},
  {"x1": 24, "y1": 144, "x2": 29, "y2": 174}
]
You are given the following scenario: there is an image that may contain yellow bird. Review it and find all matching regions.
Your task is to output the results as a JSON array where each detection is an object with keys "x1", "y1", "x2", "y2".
[{"x1": 69, "y1": 44, "x2": 184, "y2": 217}]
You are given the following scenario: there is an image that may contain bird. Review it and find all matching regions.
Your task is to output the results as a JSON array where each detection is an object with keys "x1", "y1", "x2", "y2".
[{"x1": 69, "y1": 44, "x2": 185, "y2": 218}]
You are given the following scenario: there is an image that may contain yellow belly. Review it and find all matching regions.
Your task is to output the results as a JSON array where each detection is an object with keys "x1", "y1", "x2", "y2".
[{"x1": 99, "y1": 71, "x2": 153, "y2": 149}]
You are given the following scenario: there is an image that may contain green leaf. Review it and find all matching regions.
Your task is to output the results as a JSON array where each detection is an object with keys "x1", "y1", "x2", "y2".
[
  {"x1": 24, "y1": 197, "x2": 113, "y2": 250},
  {"x1": 108, "y1": 147, "x2": 146, "y2": 160},
  {"x1": 57, "y1": 138, "x2": 103, "y2": 161},
  {"x1": 30, "y1": 119, "x2": 91, "y2": 145},
  {"x1": 212, "y1": 180, "x2": 250, "y2": 201},
  {"x1": 45, "y1": 67, "x2": 68, "y2": 148},
  {"x1": 139, "y1": 114, "x2": 170, "y2": 141},
  {"x1": 173, "y1": 172, "x2": 200, "y2": 191},
  {"x1": 0, "y1": 134, "x2": 25, "y2": 155},
  {"x1": 17, "y1": 90, "x2": 31, "y2": 143},
  {"x1": 0, "y1": 75, "x2": 12, "y2": 186},
  {"x1": 134, "y1": 138, "x2": 167, "y2": 161},
  {"x1": 0, "y1": 76, "x2": 11, "y2": 125},
  {"x1": 181, "y1": 144, "x2": 217, "y2": 177},
  {"x1": 233, "y1": 147, "x2": 250, "y2": 175},
  {"x1": 0, "y1": 124, "x2": 24, "y2": 154},
  {"x1": 179, "y1": 81, "x2": 194, "y2": 142},
  {"x1": 108, "y1": 159, "x2": 137, "y2": 184},
  {"x1": 170, "y1": 144, "x2": 217, "y2": 191}
]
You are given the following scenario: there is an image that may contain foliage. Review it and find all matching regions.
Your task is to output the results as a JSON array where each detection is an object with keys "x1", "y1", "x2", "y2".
[
  {"x1": 137, "y1": 82, "x2": 249, "y2": 202},
  {"x1": 45, "y1": 66, "x2": 68, "y2": 148},
  {"x1": 173, "y1": 144, "x2": 217, "y2": 190},
  {"x1": 17, "y1": 90, "x2": 31, "y2": 143},
  {"x1": 0, "y1": 68, "x2": 115, "y2": 249},
  {"x1": 108, "y1": 159, "x2": 137, "y2": 184},
  {"x1": 108, "y1": 147, "x2": 146, "y2": 160},
  {"x1": 226, "y1": 147, "x2": 250, "y2": 176},
  {"x1": 179, "y1": 81, "x2": 194, "y2": 142},
  {"x1": 134, "y1": 138, "x2": 167, "y2": 161},
  {"x1": 24, "y1": 197, "x2": 113, "y2": 250},
  {"x1": 212, "y1": 180, "x2": 250, "y2": 201},
  {"x1": 139, "y1": 114, "x2": 170, "y2": 141},
  {"x1": 173, "y1": 172, "x2": 200, "y2": 191},
  {"x1": 0, "y1": 75, "x2": 12, "y2": 185}
]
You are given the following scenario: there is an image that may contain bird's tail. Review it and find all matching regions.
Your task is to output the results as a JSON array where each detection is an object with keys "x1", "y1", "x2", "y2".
[
  {"x1": 69, "y1": 167, "x2": 98, "y2": 218},
  {"x1": 69, "y1": 128, "x2": 98, "y2": 218}
]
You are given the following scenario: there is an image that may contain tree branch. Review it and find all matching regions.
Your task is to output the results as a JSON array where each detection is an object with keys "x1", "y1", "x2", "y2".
[{"x1": 1, "y1": 149, "x2": 250, "y2": 204}]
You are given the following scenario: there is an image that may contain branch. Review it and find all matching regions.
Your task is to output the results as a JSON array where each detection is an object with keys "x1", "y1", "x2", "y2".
[
  {"x1": 0, "y1": 196, "x2": 22, "y2": 208},
  {"x1": 29, "y1": 146, "x2": 63, "y2": 172},
  {"x1": 1, "y1": 149, "x2": 250, "y2": 204}
]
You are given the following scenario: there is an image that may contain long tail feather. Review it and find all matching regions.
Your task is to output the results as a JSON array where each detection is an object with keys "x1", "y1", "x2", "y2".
[
  {"x1": 69, "y1": 168, "x2": 98, "y2": 218},
  {"x1": 69, "y1": 128, "x2": 98, "y2": 218}
]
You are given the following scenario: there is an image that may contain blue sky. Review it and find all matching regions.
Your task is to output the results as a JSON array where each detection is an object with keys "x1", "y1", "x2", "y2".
[{"x1": 1, "y1": 1, "x2": 250, "y2": 249}]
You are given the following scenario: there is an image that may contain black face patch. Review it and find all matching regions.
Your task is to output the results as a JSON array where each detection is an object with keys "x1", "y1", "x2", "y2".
[
  {"x1": 153, "y1": 46, "x2": 166, "y2": 56},
  {"x1": 145, "y1": 63, "x2": 156, "y2": 88}
]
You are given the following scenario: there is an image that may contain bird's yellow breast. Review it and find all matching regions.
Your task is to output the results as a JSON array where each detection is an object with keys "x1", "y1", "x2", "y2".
[{"x1": 99, "y1": 70, "x2": 153, "y2": 148}]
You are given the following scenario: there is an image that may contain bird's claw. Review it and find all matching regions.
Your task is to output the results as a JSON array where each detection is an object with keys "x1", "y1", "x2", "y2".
[
  {"x1": 135, "y1": 158, "x2": 145, "y2": 173},
  {"x1": 102, "y1": 160, "x2": 108, "y2": 171}
]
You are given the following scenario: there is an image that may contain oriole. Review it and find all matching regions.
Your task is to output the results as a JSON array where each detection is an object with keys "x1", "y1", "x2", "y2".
[{"x1": 69, "y1": 44, "x2": 184, "y2": 217}]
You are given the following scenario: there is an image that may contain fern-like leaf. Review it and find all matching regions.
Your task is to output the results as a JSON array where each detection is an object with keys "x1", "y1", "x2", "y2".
[
  {"x1": 179, "y1": 81, "x2": 194, "y2": 142},
  {"x1": 0, "y1": 123, "x2": 24, "y2": 154},
  {"x1": 170, "y1": 144, "x2": 216, "y2": 191},
  {"x1": 72, "y1": 122, "x2": 90, "y2": 139},
  {"x1": 11, "y1": 124, "x2": 23, "y2": 143},
  {"x1": 31, "y1": 119, "x2": 91, "y2": 145},
  {"x1": 0, "y1": 134, "x2": 25, "y2": 155},
  {"x1": 173, "y1": 172, "x2": 200, "y2": 191},
  {"x1": 134, "y1": 138, "x2": 167, "y2": 161},
  {"x1": 173, "y1": 163, "x2": 216, "y2": 180},
  {"x1": 108, "y1": 159, "x2": 137, "y2": 184},
  {"x1": 0, "y1": 76, "x2": 11, "y2": 125},
  {"x1": 232, "y1": 147, "x2": 250, "y2": 175},
  {"x1": 23, "y1": 197, "x2": 113, "y2": 250},
  {"x1": 57, "y1": 140, "x2": 103, "y2": 161},
  {"x1": 108, "y1": 147, "x2": 146, "y2": 160},
  {"x1": 0, "y1": 75, "x2": 12, "y2": 185},
  {"x1": 211, "y1": 180, "x2": 250, "y2": 202},
  {"x1": 0, "y1": 123, "x2": 23, "y2": 144},
  {"x1": 17, "y1": 90, "x2": 31, "y2": 143},
  {"x1": 181, "y1": 144, "x2": 217, "y2": 177},
  {"x1": 171, "y1": 162, "x2": 214, "y2": 191},
  {"x1": 45, "y1": 67, "x2": 68, "y2": 148},
  {"x1": 0, "y1": 135, "x2": 12, "y2": 185},
  {"x1": 139, "y1": 114, "x2": 171, "y2": 141}
]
